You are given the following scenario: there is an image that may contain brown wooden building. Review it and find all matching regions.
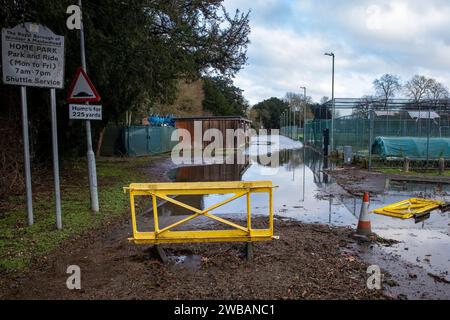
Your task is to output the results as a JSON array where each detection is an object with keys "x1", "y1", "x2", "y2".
[{"x1": 174, "y1": 116, "x2": 252, "y2": 149}]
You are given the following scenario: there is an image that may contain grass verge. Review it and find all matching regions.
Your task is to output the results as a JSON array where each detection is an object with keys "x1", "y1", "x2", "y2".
[{"x1": 0, "y1": 156, "x2": 153, "y2": 272}]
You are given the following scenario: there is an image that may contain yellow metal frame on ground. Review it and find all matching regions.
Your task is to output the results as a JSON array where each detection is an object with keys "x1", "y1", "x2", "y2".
[
  {"x1": 124, "y1": 181, "x2": 277, "y2": 245},
  {"x1": 372, "y1": 198, "x2": 445, "y2": 220}
]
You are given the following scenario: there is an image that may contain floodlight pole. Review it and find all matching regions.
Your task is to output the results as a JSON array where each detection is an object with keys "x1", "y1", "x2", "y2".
[
  {"x1": 300, "y1": 86, "x2": 307, "y2": 203},
  {"x1": 300, "y1": 87, "x2": 306, "y2": 127},
  {"x1": 325, "y1": 52, "x2": 335, "y2": 151},
  {"x1": 79, "y1": 0, "x2": 99, "y2": 212},
  {"x1": 288, "y1": 107, "x2": 290, "y2": 138}
]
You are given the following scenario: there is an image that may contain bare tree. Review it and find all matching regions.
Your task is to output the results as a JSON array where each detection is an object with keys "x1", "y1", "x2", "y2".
[
  {"x1": 404, "y1": 75, "x2": 434, "y2": 102},
  {"x1": 320, "y1": 96, "x2": 330, "y2": 105},
  {"x1": 373, "y1": 74, "x2": 401, "y2": 101},
  {"x1": 353, "y1": 95, "x2": 375, "y2": 118},
  {"x1": 284, "y1": 92, "x2": 303, "y2": 111},
  {"x1": 285, "y1": 92, "x2": 311, "y2": 110},
  {"x1": 427, "y1": 79, "x2": 449, "y2": 102},
  {"x1": 284, "y1": 92, "x2": 312, "y2": 123}
]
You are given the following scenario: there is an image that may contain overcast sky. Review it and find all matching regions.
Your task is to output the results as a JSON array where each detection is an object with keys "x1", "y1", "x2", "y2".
[{"x1": 223, "y1": 0, "x2": 450, "y2": 105}]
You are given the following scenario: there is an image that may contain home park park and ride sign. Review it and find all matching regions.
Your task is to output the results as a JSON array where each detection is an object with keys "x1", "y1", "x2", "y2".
[{"x1": 2, "y1": 23, "x2": 65, "y2": 89}]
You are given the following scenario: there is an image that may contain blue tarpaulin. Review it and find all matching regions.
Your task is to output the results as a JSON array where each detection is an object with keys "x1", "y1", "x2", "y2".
[
  {"x1": 372, "y1": 137, "x2": 450, "y2": 160},
  {"x1": 148, "y1": 116, "x2": 175, "y2": 127}
]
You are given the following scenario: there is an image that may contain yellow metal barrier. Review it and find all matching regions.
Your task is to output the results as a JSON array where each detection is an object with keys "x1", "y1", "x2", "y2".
[
  {"x1": 124, "y1": 181, "x2": 277, "y2": 245},
  {"x1": 372, "y1": 198, "x2": 446, "y2": 220}
]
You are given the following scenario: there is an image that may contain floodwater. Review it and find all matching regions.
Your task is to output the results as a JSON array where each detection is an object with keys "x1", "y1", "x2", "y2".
[
  {"x1": 165, "y1": 136, "x2": 355, "y2": 226},
  {"x1": 152, "y1": 135, "x2": 450, "y2": 298}
]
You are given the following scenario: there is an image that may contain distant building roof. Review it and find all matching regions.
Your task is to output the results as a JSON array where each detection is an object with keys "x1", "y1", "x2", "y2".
[
  {"x1": 408, "y1": 111, "x2": 440, "y2": 120},
  {"x1": 374, "y1": 111, "x2": 399, "y2": 117}
]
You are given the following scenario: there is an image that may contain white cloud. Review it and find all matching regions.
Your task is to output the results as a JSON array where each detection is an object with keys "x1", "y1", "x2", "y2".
[{"x1": 224, "y1": 0, "x2": 450, "y2": 105}]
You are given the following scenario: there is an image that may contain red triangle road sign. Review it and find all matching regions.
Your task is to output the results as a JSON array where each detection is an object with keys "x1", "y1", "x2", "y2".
[{"x1": 67, "y1": 67, "x2": 101, "y2": 103}]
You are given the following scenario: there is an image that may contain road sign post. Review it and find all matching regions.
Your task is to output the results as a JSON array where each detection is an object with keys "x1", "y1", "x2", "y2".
[
  {"x1": 67, "y1": 65, "x2": 102, "y2": 213},
  {"x1": 51, "y1": 88, "x2": 62, "y2": 229},
  {"x1": 2, "y1": 23, "x2": 65, "y2": 229},
  {"x1": 20, "y1": 86, "x2": 33, "y2": 225},
  {"x1": 77, "y1": 0, "x2": 100, "y2": 213}
]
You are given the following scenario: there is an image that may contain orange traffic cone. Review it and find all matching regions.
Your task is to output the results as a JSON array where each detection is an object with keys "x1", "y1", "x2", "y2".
[{"x1": 356, "y1": 192, "x2": 372, "y2": 237}]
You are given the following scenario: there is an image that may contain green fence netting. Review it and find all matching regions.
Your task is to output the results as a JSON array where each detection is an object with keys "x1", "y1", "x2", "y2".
[
  {"x1": 100, "y1": 126, "x2": 176, "y2": 157},
  {"x1": 124, "y1": 126, "x2": 177, "y2": 156},
  {"x1": 372, "y1": 137, "x2": 450, "y2": 160},
  {"x1": 100, "y1": 126, "x2": 123, "y2": 156},
  {"x1": 280, "y1": 126, "x2": 302, "y2": 139},
  {"x1": 304, "y1": 118, "x2": 450, "y2": 157}
]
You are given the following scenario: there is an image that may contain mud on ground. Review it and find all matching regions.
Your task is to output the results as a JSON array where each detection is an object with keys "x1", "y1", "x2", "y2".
[
  {"x1": 327, "y1": 167, "x2": 450, "y2": 197},
  {"x1": 0, "y1": 217, "x2": 385, "y2": 300},
  {"x1": 0, "y1": 157, "x2": 387, "y2": 300}
]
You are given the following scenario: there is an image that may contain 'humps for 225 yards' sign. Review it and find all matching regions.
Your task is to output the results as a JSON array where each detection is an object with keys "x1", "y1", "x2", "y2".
[{"x1": 2, "y1": 23, "x2": 65, "y2": 89}]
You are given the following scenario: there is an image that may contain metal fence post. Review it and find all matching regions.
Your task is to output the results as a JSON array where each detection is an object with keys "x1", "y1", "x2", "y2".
[
  {"x1": 368, "y1": 109, "x2": 374, "y2": 170},
  {"x1": 426, "y1": 107, "x2": 431, "y2": 166}
]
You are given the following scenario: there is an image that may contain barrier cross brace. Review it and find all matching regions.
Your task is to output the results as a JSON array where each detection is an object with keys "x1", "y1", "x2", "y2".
[{"x1": 124, "y1": 181, "x2": 278, "y2": 245}]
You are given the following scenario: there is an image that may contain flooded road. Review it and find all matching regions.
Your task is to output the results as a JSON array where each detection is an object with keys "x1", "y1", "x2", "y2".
[
  {"x1": 154, "y1": 135, "x2": 450, "y2": 298},
  {"x1": 166, "y1": 136, "x2": 355, "y2": 226}
]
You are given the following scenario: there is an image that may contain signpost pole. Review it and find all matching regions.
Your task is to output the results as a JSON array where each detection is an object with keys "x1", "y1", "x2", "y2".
[
  {"x1": 3, "y1": 23, "x2": 65, "y2": 228},
  {"x1": 79, "y1": 0, "x2": 99, "y2": 212},
  {"x1": 20, "y1": 86, "x2": 34, "y2": 226},
  {"x1": 50, "y1": 88, "x2": 62, "y2": 229}
]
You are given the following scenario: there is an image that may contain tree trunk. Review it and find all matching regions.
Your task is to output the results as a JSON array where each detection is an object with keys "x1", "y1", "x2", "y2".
[{"x1": 96, "y1": 126, "x2": 106, "y2": 157}]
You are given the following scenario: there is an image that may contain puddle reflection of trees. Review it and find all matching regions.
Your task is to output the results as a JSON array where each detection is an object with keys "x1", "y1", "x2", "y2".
[
  {"x1": 163, "y1": 156, "x2": 252, "y2": 216},
  {"x1": 251, "y1": 147, "x2": 333, "y2": 187},
  {"x1": 162, "y1": 147, "x2": 339, "y2": 217},
  {"x1": 389, "y1": 180, "x2": 450, "y2": 196}
]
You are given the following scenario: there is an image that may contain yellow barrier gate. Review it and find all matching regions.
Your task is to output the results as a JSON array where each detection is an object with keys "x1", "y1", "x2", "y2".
[
  {"x1": 124, "y1": 181, "x2": 277, "y2": 245},
  {"x1": 372, "y1": 198, "x2": 446, "y2": 220}
]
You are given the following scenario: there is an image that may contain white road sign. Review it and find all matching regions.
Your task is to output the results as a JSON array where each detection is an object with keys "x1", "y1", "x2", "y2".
[
  {"x1": 2, "y1": 23, "x2": 65, "y2": 88},
  {"x1": 69, "y1": 104, "x2": 102, "y2": 120}
]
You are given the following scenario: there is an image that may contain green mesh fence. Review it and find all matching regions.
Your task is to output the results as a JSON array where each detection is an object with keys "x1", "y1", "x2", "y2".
[
  {"x1": 100, "y1": 126, "x2": 123, "y2": 156},
  {"x1": 304, "y1": 118, "x2": 450, "y2": 158},
  {"x1": 123, "y1": 126, "x2": 177, "y2": 156},
  {"x1": 280, "y1": 126, "x2": 302, "y2": 140},
  {"x1": 100, "y1": 126, "x2": 176, "y2": 157},
  {"x1": 280, "y1": 99, "x2": 450, "y2": 168}
]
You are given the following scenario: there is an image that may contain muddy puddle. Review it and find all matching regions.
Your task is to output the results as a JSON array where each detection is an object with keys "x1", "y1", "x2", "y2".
[{"x1": 144, "y1": 135, "x2": 450, "y2": 299}]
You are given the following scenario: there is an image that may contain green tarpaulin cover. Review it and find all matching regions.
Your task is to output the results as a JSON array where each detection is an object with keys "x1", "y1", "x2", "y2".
[{"x1": 372, "y1": 137, "x2": 450, "y2": 160}]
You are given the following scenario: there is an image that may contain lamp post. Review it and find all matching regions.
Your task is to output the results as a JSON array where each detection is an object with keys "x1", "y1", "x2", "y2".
[
  {"x1": 280, "y1": 112, "x2": 283, "y2": 135},
  {"x1": 290, "y1": 106, "x2": 293, "y2": 138},
  {"x1": 79, "y1": 0, "x2": 99, "y2": 212},
  {"x1": 287, "y1": 107, "x2": 290, "y2": 138},
  {"x1": 300, "y1": 86, "x2": 307, "y2": 202},
  {"x1": 300, "y1": 87, "x2": 306, "y2": 125},
  {"x1": 300, "y1": 86, "x2": 306, "y2": 142},
  {"x1": 324, "y1": 52, "x2": 335, "y2": 151}
]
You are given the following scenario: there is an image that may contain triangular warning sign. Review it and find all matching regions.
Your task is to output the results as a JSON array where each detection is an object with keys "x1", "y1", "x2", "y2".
[{"x1": 67, "y1": 67, "x2": 101, "y2": 103}]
